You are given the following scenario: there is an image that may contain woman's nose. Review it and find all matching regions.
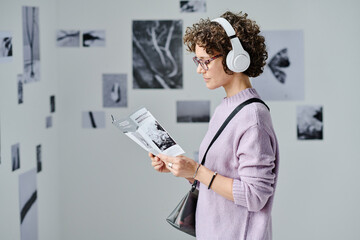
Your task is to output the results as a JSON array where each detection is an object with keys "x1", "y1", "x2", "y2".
[{"x1": 196, "y1": 64, "x2": 205, "y2": 74}]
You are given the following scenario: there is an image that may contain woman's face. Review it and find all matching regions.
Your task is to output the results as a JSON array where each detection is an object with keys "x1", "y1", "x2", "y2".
[{"x1": 194, "y1": 45, "x2": 233, "y2": 90}]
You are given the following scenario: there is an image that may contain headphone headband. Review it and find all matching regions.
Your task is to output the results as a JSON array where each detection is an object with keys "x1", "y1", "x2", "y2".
[
  {"x1": 211, "y1": 18, "x2": 236, "y2": 37},
  {"x1": 211, "y1": 17, "x2": 246, "y2": 53}
]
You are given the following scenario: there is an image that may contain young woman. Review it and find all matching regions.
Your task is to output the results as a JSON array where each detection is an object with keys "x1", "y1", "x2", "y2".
[{"x1": 149, "y1": 11, "x2": 279, "y2": 240}]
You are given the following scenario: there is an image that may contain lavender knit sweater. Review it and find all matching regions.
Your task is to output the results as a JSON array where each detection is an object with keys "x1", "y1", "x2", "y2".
[{"x1": 195, "y1": 88, "x2": 279, "y2": 240}]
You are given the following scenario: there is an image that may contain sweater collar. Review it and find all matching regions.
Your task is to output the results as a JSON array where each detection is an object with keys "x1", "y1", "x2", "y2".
[{"x1": 221, "y1": 88, "x2": 260, "y2": 106}]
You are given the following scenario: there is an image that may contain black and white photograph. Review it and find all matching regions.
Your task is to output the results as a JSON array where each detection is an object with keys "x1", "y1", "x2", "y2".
[
  {"x1": 56, "y1": 30, "x2": 80, "y2": 47},
  {"x1": 18, "y1": 74, "x2": 24, "y2": 104},
  {"x1": 252, "y1": 30, "x2": 304, "y2": 101},
  {"x1": 132, "y1": 20, "x2": 183, "y2": 89},
  {"x1": 50, "y1": 95, "x2": 55, "y2": 113},
  {"x1": 297, "y1": 105, "x2": 323, "y2": 140},
  {"x1": 12, "y1": 143, "x2": 20, "y2": 171},
  {"x1": 82, "y1": 30, "x2": 105, "y2": 47},
  {"x1": 0, "y1": 31, "x2": 13, "y2": 63},
  {"x1": 22, "y1": 6, "x2": 40, "y2": 83},
  {"x1": 102, "y1": 74, "x2": 127, "y2": 108},
  {"x1": 19, "y1": 168, "x2": 38, "y2": 240},
  {"x1": 176, "y1": 100, "x2": 210, "y2": 123},
  {"x1": 36, "y1": 145, "x2": 41, "y2": 173},
  {"x1": 82, "y1": 111, "x2": 106, "y2": 129},
  {"x1": 144, "y1": 120, "x2": 176, "y2": 151},
  {"x1": 180, "y1": 0, "x2": 206, "y2": 13},
  {"x1": 46, "y1": 116, "x2": 52, "y2": 128}
]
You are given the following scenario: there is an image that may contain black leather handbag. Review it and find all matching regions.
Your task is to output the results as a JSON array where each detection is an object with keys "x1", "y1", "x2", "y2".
[{"x1": 166, "y1": 98, "x2": 269, "y2": 237}]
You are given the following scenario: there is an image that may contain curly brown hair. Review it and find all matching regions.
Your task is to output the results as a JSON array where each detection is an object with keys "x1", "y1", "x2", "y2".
[{"x1": 183, "y1": 11, "x2": 267, "y2": 77}]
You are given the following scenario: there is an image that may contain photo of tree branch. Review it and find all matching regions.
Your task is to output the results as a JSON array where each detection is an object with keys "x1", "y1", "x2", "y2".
[
  {"x1": 132, "y1": 20, "x2": 183, "y2": 89},
  {"x1": 22, "y1": 6, "x2": 40, "y2": 83},
  {"x1": 56, "y1": 30, "x2": 80, "y2": 47}
]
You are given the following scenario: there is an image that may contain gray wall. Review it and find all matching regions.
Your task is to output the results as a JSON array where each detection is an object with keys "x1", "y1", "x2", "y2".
[
  {"x1": 1, "y1": 0, "x2": 360, "y2": 239},
  {"x1": 0, "y1": 0, "x2": 60, "y2": 240}
]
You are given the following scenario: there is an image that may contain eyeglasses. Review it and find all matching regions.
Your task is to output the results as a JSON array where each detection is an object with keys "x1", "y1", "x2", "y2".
[{"x1": 192, "y1": 54, "x2": 223, "y2": 71}]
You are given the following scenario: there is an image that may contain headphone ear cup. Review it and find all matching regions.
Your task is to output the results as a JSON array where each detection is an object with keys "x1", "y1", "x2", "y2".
[
  {"x1": 233, "y1": 51, "x2": 250, "y2": 73},
  {"x1": 226, "y1": 50, "x2": 236, "y2": 72}
]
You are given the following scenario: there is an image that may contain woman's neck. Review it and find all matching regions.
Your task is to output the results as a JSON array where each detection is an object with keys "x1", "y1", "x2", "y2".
[{"x1": 223, "y1": 74, "x2": 252, "y2": 98}]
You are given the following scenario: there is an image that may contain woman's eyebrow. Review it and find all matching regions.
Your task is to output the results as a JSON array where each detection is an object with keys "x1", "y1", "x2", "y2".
[{"x1": 196, "y1": 56, "x2": 210, "y2": 59}]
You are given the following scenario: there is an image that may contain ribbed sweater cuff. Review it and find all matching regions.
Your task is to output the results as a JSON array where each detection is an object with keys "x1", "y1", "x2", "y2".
[{"x1": 233, "y1": 179, "x2": 248, "y2": 207}]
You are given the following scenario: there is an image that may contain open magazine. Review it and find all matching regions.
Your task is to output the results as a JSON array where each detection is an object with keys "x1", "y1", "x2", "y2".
[{"x1": 111, "y1": 108, "x2": 185, "y2": 156}]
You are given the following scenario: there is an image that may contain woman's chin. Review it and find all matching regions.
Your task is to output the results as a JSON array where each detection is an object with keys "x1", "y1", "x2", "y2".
[{"x1": 205, "y1": 82, "x2": 219, "y2": 90}]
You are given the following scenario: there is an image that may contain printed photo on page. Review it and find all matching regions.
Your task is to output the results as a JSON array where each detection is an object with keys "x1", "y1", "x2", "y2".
[{"x1": 112, "y1": 108, "x2": 185, "y2": 156}]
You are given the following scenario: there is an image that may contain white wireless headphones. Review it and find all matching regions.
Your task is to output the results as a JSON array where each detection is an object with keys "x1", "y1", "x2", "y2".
[{"x1": 211, "y1": 17, "x2": 250, "y2": 73}]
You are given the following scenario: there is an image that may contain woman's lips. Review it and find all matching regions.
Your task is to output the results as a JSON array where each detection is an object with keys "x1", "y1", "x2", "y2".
[{"x1": 203, "y1": 77, "x2": 210, "y2": 82}]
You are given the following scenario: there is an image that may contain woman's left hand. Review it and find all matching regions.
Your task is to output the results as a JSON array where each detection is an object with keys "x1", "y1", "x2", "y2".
[{"x1": 156, "y1": 154, "x2": 198, "y2": 179}]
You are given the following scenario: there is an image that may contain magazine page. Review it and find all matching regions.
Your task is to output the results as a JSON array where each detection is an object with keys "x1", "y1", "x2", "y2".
[
  {"x1": 111, "y1": 115, "x2": 159, "y2": 155},
  {"x1": 112, "y1": 108, "x2": 185, "y2": 156}
]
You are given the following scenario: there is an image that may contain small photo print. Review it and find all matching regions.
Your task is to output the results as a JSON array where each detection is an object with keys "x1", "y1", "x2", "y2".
[
  {"x1": 19, "y1": 168, "x2": 38, "y2": 240},
  {"x1": 12, "y1": 143, "x2": 20, "y2": 171},
  {"x1": 180, "y1": 0, "x2": 206, "y2": 13},
  {"x1": 56, "y1": 30, "x2": 80, "y2": 47},
  {"x1": 103, "y1": 74, "x2": 127, "y2": 108},
  {"x1": 36, "y1": 145, "x2": 41, "y2": 173},
  {"x1": 22, "y1": 6, "x2": 41, "y2": 83},
  {"x1": 176, "y1": 100, "x2": 210, "y2": 123},
  {"x1": 46, "y1": 116, "x2": 52, "y2": 128},
  {"x1": 82, "y1": 111, "x2": 106, "y2": 128},
  {"x1": 82, "y1": 30, "x2": 105, "y2": 47},
  {"x1": 18, "y1": 74, "x2": 24, "y2": 104},
  {"x1": 297, "y1": 105, "x2": 323, "y2": 140},
  {"x1": 50, "y1": 95, "x2": 55, "y2": 113},
  {"x1": 0, "y1": 31, "x2": 13, "y2": 63}
]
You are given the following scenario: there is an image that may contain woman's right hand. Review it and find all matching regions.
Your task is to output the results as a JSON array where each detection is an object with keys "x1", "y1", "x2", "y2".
[{"x1": 149, "y1": 153, "x2": 170, "y2": 173}]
